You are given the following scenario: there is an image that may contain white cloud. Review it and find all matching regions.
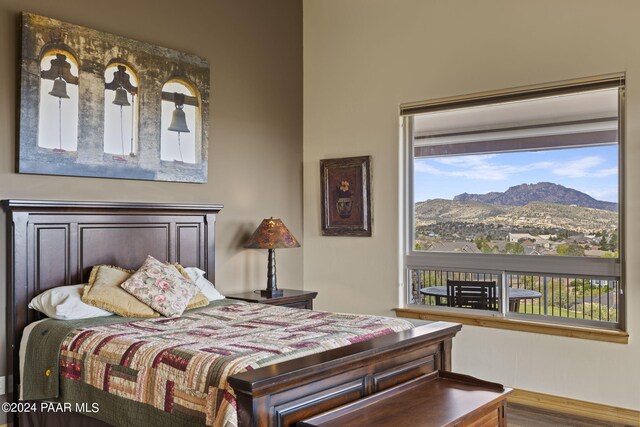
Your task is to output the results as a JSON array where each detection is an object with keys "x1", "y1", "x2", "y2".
[
  {"x1": 417, "y1": 158, "x2": 520, "y2": 181},
  {"x1": 414, "y1": 162, "x2": 443, "y2": 174},
  {"x1": 416, "y1": 154, "x2": 617, "y2": 181},
  {"x1": 435, "y1": 154, "x2": 496, "y2": 167},
  {"x1": 593, "y1": 167, "x2": 618, "y2": 177},
  {"x1": 574, "y1": 187, "x2": 618, "y2": 201},
  {"x1": 551, "y1": 156, "x2": 606, "y2": 178},
  {"x1": 528, "y1": 161, "x2": 556, "y2": 169}
]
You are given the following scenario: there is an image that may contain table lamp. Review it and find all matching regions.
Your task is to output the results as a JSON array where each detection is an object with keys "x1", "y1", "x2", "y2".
[{"x1": 245, "y1": 218, "x2": 300, "y2": 297}]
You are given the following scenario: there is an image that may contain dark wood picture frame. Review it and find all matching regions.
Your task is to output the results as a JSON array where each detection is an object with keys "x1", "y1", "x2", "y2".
[
  {"x1": 19, "y1": 13, "x2": 210, "y2": 183},
  {"x1": 320, "y1": 156, "x2": 372, "y2": 236}
]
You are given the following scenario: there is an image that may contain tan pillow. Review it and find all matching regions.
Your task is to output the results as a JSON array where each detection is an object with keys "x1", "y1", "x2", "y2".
[
  {"x1": 83, "y1": 265, "x2": 159, "y2": 318},
  {"x1": 186, "y1": 289, "x2": 209, "y2": 309},
  {"x1": 82, "y1": 265, "x2": 207, "y2": 317},
  {"x1": 173, "y1": 263, "x2": 209, "y2": 310}
]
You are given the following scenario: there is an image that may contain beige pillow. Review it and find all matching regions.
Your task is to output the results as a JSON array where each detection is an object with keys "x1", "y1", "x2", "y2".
[
  {"x1": 172, "y1": 263, "x2": 209, "y2": 310},
  {"x1": 82, "y1": 264, "x2": 208, "y2": 317},
  {"x1": 186, "y1": 289, "x2": 209, "y2": 309},
  {"x1": 83, "y1": 265, "x2": 159, "y2": 318}
]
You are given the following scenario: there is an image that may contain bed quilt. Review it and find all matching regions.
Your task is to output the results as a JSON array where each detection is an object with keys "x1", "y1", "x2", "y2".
[{"x1": 24, "y1": 301, "x2": 413, "y2": 427}]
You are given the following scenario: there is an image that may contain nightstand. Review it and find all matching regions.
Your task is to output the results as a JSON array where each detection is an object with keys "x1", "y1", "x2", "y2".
[{"x1": 225, "y1": 289, "x2": 318, "y2": 310}]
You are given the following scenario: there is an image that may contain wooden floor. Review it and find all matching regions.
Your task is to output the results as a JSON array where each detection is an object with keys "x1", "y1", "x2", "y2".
[{"x1": 509, "y1": 403, "x2": 628, "y2": 427}]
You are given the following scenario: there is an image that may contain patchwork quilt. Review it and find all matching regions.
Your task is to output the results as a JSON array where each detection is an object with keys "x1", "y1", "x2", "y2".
[{"x1": 52, "y1": 302, "x2": 413, "y2": 426}]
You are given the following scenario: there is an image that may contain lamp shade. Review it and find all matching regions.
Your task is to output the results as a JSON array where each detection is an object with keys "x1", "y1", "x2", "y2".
[{"x1": 245, "y1": 218, "x2": 300, "y2": 249}]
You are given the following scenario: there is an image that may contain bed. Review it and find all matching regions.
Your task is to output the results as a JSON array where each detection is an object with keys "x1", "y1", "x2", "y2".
[{"x1": 3, "y1": 200, "x2": 462, "y2": 427}]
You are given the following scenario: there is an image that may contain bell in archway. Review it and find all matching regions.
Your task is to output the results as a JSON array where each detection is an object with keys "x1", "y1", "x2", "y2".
[
  {"x1": 168, "y1": 105, "x2": 190, "y2": 133},
  {"x1": 49, "y1": 78, "x2": 69, "y2": 99},
  {"x1": 113, "y1": 87, "x2": 130, "y2": 106}
]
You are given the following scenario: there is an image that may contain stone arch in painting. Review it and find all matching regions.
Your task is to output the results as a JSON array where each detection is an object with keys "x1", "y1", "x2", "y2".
[
  {"x1": 160, "y1": 78, "x2": 201, "y2": 164},
  {"x1": 103, "y1": 60, "x2": 139, "y2": 161},
  {"x1": 37, "y1": 43, "x2": 80, "y2": 152}
]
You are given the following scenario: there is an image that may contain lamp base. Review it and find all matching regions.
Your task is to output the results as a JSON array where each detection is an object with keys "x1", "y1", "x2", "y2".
[{"x1": 260, "y1": 288, "x2": 284, "y2": 297}]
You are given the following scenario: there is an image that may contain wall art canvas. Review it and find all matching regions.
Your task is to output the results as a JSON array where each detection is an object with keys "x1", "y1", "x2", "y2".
[
  {"x1": 19, "y1": 13, "x2": 210, "y2": 183},
  {"x1": 320, "y1": 156, "x2": 372, "y2": 236}
]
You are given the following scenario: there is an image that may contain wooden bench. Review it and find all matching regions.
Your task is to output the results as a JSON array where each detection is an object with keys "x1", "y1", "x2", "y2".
[{"x1": 298, "y1": 371, "x2": 512, "y2": 427}]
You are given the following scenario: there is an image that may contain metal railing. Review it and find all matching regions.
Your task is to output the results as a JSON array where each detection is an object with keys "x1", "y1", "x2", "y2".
[{"x1": 409, "y1": 268, "x2": 619, "y2": 324}]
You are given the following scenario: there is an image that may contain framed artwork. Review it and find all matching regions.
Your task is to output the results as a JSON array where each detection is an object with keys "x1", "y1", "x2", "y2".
[
  {"x1": 320, "y1": 156, "x2": 372, "y2": 236},
  {"x1": 19, "y1": 13, "x2": 210, "y2": 183}
]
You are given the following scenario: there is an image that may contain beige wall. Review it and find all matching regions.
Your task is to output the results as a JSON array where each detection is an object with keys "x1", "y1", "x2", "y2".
[
  {"x1": 0, "y1": 0, "x2": 303, "y2": 413},
  {"x1": 304, "y1": 0, "x2": 639, "y2": 410}
]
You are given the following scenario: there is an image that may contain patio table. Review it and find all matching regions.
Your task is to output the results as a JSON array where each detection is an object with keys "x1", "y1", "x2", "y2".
[{"x1": 420, "y1": 286, "x2": 542, "y2": 312}]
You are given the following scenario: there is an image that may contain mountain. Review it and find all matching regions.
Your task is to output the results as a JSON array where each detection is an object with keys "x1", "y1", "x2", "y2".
[
  {"x1": 415, "y1": 200, "x2": 618, "y2": 234},
  {"x1": 414, "y1": 199, "x2": 510, "y2": 225},
  {"x1": 490, "y1": 202, "x2": 618, "y2": 233},
  {"x1": 453, "y1": 182, "x2": 618, "y2": 212}
]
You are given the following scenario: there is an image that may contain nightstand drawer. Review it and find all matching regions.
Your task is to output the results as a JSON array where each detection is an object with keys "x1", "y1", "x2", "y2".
[
  {"x1": 225, "y1": 289, "x2": 317, "y2": 310},
  {"x1": 280, "y1": 301, "x2": 312, "y2": 310}
]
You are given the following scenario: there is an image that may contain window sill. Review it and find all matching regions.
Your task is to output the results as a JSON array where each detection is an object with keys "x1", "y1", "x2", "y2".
[{"x1": 394, "y1": 307, "x2": 628, "y2": 344}]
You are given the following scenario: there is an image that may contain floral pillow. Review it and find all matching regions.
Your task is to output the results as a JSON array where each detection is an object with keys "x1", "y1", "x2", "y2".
[{"x1": 120, "y1": 255, "x2": 198, "y2": 317}]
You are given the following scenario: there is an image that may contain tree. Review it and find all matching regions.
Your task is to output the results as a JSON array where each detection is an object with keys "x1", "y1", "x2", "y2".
[
  {"x1": 570, "y1": 279, "x2": 592, "y2": 297},
  {"x1": 504, "y1": 242, "x2": 525, "y2": 255},
  {"x1": 582, "y1": 303, "x2": 617, "y2": 322},
  {"x1": 550, "y1": 283, "x2": 575, "y2": 310},
  {"x1": 474, "y1": 235, "x2": 494, "y2": 252},
  {"x1": 609, "y1": 230, "x2": 618, "y2": 251},
  {"x1": 598, "y1": 235, "x2": 609, "y2": 251},
  {"x1": 474, "y1": 236, "x2": 486, "y2": 250},
  {"x1": 556, "y1": 244, "x2": 584, "y2": 257},
  {"x1": 520, "y1": 275, "x2": 538, "y2": 291}
]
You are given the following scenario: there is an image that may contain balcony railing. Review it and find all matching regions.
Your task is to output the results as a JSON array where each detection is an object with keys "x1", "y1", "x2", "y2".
[{"x1": 409, "y1": 268, "x2": 619, "y2": 325}]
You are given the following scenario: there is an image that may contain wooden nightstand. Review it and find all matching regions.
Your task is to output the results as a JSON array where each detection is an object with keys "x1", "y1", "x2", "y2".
[{"x1": 225, "y1": 289, "x2": 318, "y2": 310}]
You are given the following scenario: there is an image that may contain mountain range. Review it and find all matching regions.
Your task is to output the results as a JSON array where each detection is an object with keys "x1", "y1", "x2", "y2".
[
  {"x1": 452, "y1": 182, "x2": 618, "y2": 212},
  {"x1": 415, "y1": 182, "x2": 618, "y2": 234}
]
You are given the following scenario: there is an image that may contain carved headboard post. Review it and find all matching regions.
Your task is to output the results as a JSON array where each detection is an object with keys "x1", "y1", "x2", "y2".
[
  {"x1": 2, "y1": 200, "x2": 223, "y2": 403},
  {"x1": 5, "y1": 208, "x2": 28, "y2": 406},
  {"x1": 205, "y1": 213, "x2": 217, "y2": 282}
]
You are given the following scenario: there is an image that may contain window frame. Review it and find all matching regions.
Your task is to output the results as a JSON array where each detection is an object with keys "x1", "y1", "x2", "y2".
[{"x1": 401, "y1": 74, "x2": 626, "y2": 331}]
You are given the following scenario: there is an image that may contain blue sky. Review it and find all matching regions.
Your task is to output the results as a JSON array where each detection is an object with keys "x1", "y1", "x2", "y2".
[{"x1": 414, "y1": 145, "x2": 619, "y2": 203}]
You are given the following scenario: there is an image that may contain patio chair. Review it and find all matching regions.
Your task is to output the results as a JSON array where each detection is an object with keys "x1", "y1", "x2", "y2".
[{"x1": 446, "y1": 280, "x2": 498, "y2": 311}]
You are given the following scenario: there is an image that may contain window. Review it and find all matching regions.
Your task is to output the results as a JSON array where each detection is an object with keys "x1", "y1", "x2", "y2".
[
  {"x1": 161, "y1": 80, "x2": 199, "y2": 164},
  {"x1": 38, "y1": 50, "x2": 79, "y2": 151},
  {"x1": 402, "y1": 75, "x2": 624, "y2": 330},
  {"x1": 104, "y1": 63, "x2": 138, "y2": 160}
]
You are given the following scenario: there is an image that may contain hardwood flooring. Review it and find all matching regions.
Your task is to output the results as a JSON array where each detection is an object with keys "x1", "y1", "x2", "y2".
[{"x1": 509, "y1": 403, "x2": 630, "y2": 427}]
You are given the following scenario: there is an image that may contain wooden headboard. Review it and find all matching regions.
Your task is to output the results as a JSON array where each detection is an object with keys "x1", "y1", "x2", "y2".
[{"x1": 2, "y1": 199, "x2": 223, "y2": 401}]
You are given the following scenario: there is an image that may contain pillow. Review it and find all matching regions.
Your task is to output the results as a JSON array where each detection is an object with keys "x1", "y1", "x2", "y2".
[
  {"x1": 82, "y1": 265, "x2": 160, "y2": 318},
  {"x1": 184, "y1": 267, "x2": 225, "y2": 301},
  {"x1": 186, "y1": 289, "x2": 210, "y2": 309},
  {"x1": 184, "y1": 266, "x2": 206, "y2": 280},
  {"x1": 120, "y1": 256, "x2": 199, "y2": 317},
  {"x1": 29, "y1": 284, "x2": 113, "y2": 320},
  {"x1": 82, "y1": 264, "x2": 209, "y2": 317},
  {"x1": 169, "y1": 264, "x2": 210, "y2": 310}
]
